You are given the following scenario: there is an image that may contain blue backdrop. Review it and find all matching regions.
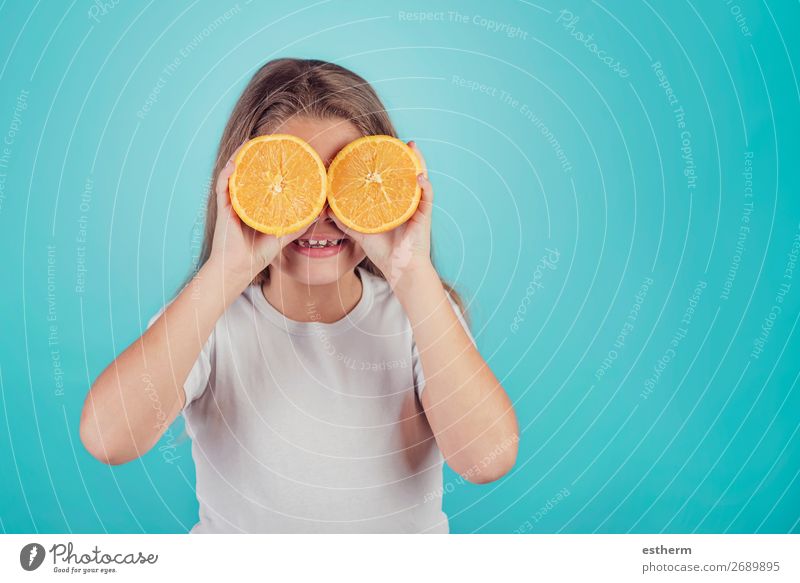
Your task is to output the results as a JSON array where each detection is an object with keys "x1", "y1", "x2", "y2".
[{"x1": 1, "y1": 0, "x2": 798, "y2": 533}]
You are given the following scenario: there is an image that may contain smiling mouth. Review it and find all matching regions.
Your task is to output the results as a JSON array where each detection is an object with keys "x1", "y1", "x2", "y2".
[
  {"x1": 293, "y1": 238, "x2": 345, "y2": 248},
  {"x1": 290, "y1": 235, "x2": 349, "y2": 257}
]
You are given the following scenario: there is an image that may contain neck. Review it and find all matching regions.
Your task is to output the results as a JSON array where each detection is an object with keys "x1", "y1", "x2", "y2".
[{"x1": 261, "y1": 268, "x2": 363, "y2": 323}]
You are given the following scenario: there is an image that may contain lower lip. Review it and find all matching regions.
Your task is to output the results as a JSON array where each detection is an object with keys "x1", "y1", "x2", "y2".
[{"x1": 291, "y1": 240, "x2": 348, "y2": 258}]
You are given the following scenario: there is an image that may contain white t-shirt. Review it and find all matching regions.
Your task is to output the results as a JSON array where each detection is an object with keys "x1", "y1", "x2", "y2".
[{"x1": 148, "y1": 266, "x2": 473, "y2": 533}]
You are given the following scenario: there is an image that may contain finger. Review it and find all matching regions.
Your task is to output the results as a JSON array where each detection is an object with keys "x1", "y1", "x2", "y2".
[
  {"x1": 416, "y1": 170, "x2": 434, "y2": 221},
  {"x1": 408, "y1": 141, "x2": 433, "y2": 219},
  {"x1": 407, "y1": 140, "x2": 428, "y2": 178},
  {"x1": 215, "y1": 143, "x2": 246, "y2": 210},
  {"x1": 215, "y1": 160, "x2": 235, "y2": 211}
]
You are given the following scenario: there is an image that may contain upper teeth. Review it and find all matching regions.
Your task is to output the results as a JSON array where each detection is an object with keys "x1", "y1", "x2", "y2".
[{"x1": 297, "y1": 239, "x2": 343, "y2": 248}]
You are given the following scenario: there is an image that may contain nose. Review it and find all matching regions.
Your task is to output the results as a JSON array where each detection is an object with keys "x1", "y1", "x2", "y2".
[
  {"x1": 307, "y1": 203, "x2": 333, "y2": 228},
  {"x1": 319, "y1": 203, "x2": 333, "y2": 221}
]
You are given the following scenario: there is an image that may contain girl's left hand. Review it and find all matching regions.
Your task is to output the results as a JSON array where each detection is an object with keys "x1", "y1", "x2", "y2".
[{"x1": 329, "y1": 141, "x2": 434, "y2": 289}]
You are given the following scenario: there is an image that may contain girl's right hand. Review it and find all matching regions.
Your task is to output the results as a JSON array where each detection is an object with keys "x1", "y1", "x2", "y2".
[{"x1": 208, "y1": 151, "x2": 302, "y2": 287}]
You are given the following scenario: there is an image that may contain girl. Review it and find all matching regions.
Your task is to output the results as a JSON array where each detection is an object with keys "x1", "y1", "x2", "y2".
[{"x1": 80, "y1": 58, "x2": 518, "y2": 533}]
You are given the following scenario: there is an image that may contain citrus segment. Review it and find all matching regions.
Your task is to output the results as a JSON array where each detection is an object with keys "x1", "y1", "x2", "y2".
[
  {"x1": 327, "y1": 135, "x2": 422, "y2": 234},
  {"x1": 229, "y1": 134, "x2": 327, "y2": 236}
]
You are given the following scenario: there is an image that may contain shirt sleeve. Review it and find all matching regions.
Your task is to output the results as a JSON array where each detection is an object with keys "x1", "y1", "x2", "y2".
[
  {"x1": 146, "y1": 304, "x2": 214, "y2": 410},
  {"x1": 412, "y1": 292, "x2": 475, "y2": 400}
]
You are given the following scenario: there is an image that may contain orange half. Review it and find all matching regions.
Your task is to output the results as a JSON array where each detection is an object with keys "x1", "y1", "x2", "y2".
[
  {"x1": 229, "y1": 134, "x2": 327, "y2": 236},
  {"x1": 327, "y1": 135, "x2": 422, "y2": 234}
]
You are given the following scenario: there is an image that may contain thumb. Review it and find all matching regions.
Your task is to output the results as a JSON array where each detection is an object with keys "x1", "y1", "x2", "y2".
[{"x1": 216, "y1": 157, "x2": 236, "y2": 207}]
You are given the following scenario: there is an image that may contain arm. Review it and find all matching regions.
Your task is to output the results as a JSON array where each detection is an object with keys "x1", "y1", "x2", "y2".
[
  {"x1": 330, "y1": 141, "x2": 518, "y2": 483},
  {"x1": 395, "y1": 263, "x2": 518, "y2": 483},
  {"x1": 79, "y1": 154, "x2": 298, "y2": 465},
  {"x1": 79, "y1": 258, "x2": 244, "y2": 465}
]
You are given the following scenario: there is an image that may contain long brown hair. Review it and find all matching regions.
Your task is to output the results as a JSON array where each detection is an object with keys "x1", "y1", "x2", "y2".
[{"x1": 195, "y1": 58, "x2": 466, "y2": 317}]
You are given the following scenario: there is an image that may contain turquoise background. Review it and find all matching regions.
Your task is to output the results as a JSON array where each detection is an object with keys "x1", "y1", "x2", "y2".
[{"x1": 1, "y1": 0, "x2": 798, "y2": 534}]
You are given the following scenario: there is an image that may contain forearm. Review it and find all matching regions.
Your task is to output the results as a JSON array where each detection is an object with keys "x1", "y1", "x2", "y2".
[
  {"x1": 395, "y1": 263, "x2": 518, "y2": 483},
  {"x1": 80, "y1": 257, "x2": 247, "y2": 464}
]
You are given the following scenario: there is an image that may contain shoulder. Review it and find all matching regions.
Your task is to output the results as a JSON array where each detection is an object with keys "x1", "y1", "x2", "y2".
[
  {"x1": 146, "y1": 283, "x2": 256, "y2": 330},
  {"x1": 358, "y1": 266, "x2": 469, "y2": 327}
]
